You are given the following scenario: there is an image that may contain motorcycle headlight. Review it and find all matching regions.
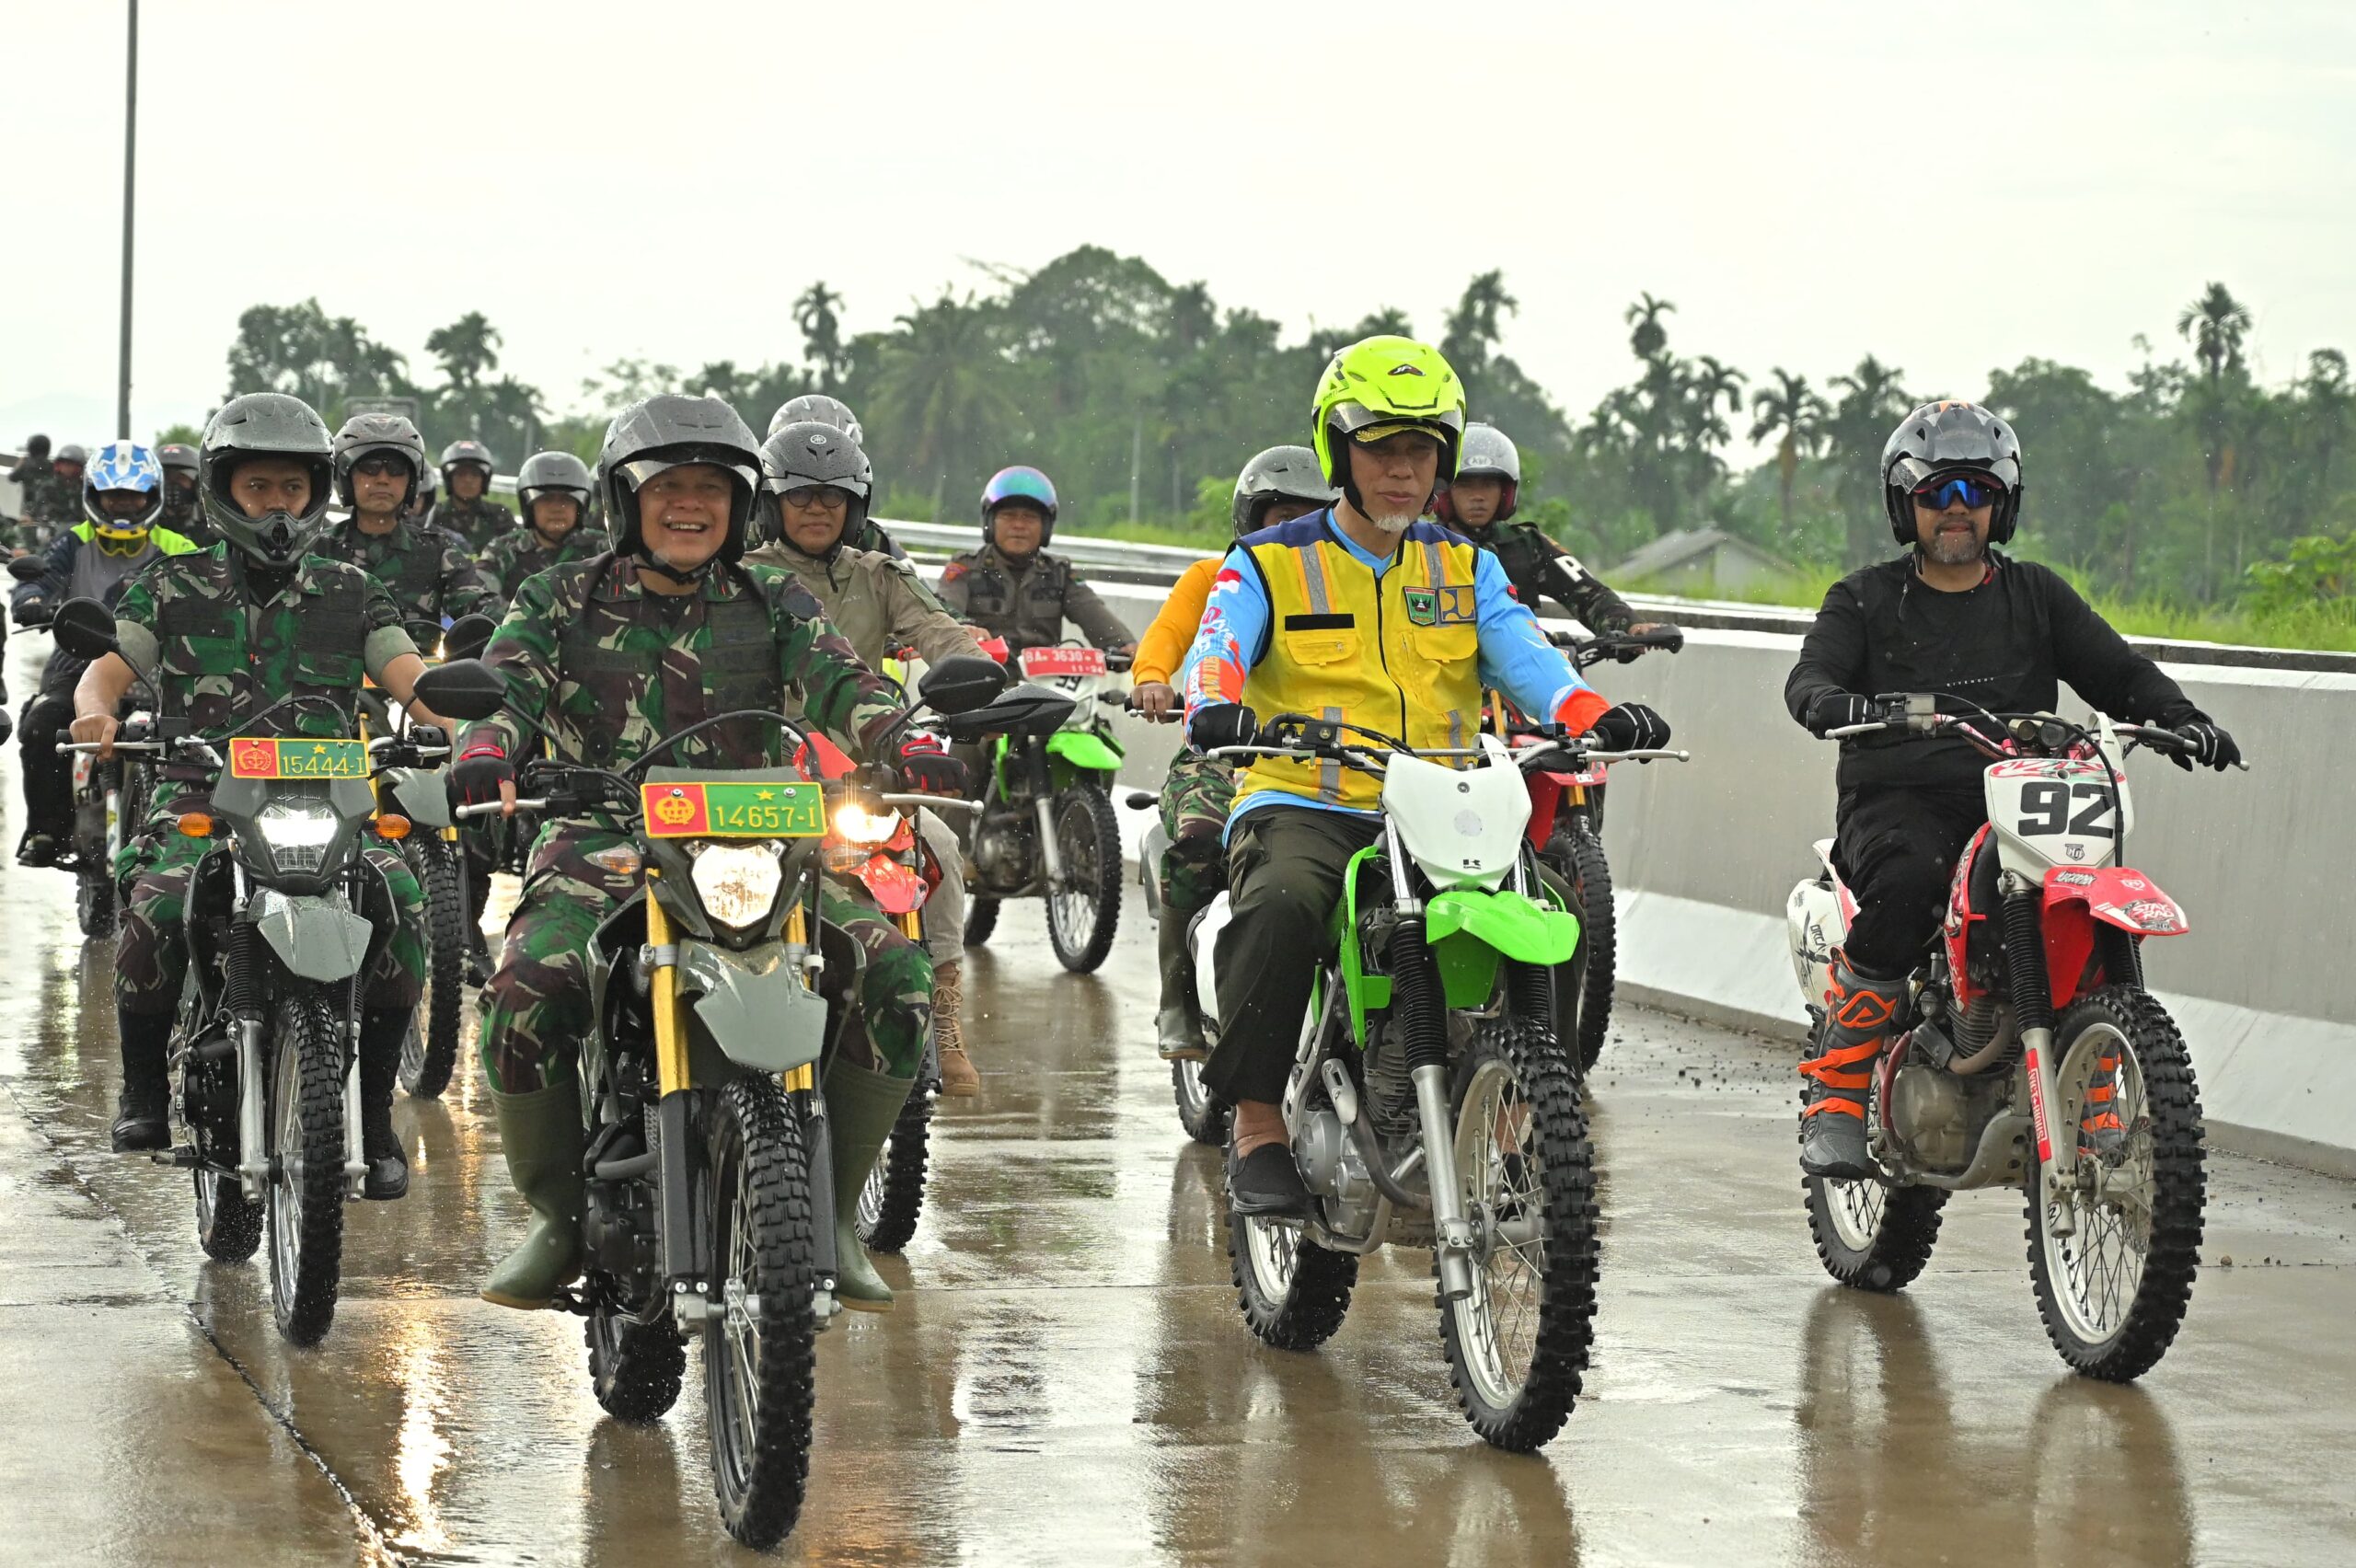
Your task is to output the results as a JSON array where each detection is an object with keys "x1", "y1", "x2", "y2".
[
  {"x1": 829, "y1": 801, "x2": 903, "y2": 847},
  {"x1": 253, "y1": 796, "x2": 341, "y2": 870},
  {"x1": 691, "y1": 842, "x2": 784, "y2": 930}
]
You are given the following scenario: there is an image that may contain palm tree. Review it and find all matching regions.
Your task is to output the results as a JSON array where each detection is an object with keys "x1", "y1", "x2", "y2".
[
  {"x1": 2177, "y1": 282, "x2": 2252, "y2": 386},
  {"x1": 425, "y1": 311, "x2": 502, "y2": 392},
  {"x1": 1828, "y1": 354, "x2": 1913, "y2": 564},
  {"x1": 2177, "y1": 282, "x2": 2254, "y2": 594},
  {"x1": 1624, "y1": 293, "x2": 1675, "y2": 363},
  {"x1": 867, "y1": 292, "x2": 1016, "y2": 519},
  {"x1": 1750, "y1": 368, "x2": 1831, "y2": 535},
  {"x1": 794, "y1": 282, "x2": 848, "y2": 392}
]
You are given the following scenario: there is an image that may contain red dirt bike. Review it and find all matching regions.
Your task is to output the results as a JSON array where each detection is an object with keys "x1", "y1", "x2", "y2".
[{"x1": 1785, "y1": 695, "x2": 2239, "y2": 1380}]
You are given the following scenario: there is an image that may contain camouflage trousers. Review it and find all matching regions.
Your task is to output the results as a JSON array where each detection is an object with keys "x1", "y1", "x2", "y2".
[
  {"x1": 115, "y1": 795, "x2": 426, "y2": 1017},
  {"x1": 1156, "y1": 752, "x2": 1235, "y2": 922},
  {"x1": 479, "y1": 825, "x2": 934, "y2": 1093}
]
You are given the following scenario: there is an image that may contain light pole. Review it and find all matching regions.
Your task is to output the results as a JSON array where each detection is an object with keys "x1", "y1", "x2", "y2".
[{"x1": 116, "y1": 0, "x2": 138, "y2": 439}]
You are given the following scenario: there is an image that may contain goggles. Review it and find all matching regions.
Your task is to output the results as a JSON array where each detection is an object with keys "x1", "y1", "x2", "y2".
[
  {"x1": 93, "y1": 527, "x2": 152, "y2": 556},
  {"x1": 1911, "y1": 473, "x2": 2005, "y2": 511}
]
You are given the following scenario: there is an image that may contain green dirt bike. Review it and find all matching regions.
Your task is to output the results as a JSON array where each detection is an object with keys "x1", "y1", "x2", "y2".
[{"x1": 1196, "y1": 713, "x2": 1685, "y2": 1451}]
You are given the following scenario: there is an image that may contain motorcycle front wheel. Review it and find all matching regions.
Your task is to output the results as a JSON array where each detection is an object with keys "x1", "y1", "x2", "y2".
[
  {"x1": 1045, "y1": 783, "x2": 1121, "y2": 974},
  {"x1": 400, "y1": 835, "x2": 468, "y2": 1099},
  {"x1": 265, "y1": 987, "x2": 348, "y2": 1345}
]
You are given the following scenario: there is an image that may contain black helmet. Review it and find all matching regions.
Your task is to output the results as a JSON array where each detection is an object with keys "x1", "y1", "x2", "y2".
[
  {"x1": 331, "y1": 411, "x2": 425, "y2": 509},
  {"x1": 516, "y1": 450, "x2": 593, "y2": 536},
  {"x1": 54, "y1": 442, "x2": 89, "y2": 470},
  {"x1": 761, "y1": 421, "x2": 874, "y2": 559},
  {"x1": 1881, "y1": 401, "x2": 2024, "y2": 547},
  {"x1": 156, "y1": 442, "x2": 199, "y2": 478},
  {"x1": 156, "y1": 443, "x2": 200, "y2": 521},
  {"x1": 596, "y1": 395, "x2": 764, "y2": 566},
  {"x1": 1435, "y1": 422, "x2": 1522, "y2": 526},
  {"x1": 767, "y1": 393, "x2": 863, "y2": 445},
  {"x1": 22, "y1": 433, "x2": 51, "y2": 461},
  {"x1": 1230, "y1": 444, "x2": 1338, "y2": 535},
  {"x1": 439, "y1": 438, "x2": 496, "y2": 484},
  {"x1": 199, "y1": 393, "x2": 337, "y2": 567}
]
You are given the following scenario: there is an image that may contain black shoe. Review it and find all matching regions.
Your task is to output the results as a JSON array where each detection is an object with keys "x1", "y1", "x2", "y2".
[
  {"x1": 112, "y1": 1012, "x2": 172, "y2": 1152},
  {"x1": 16, "y1": 834, "x2": 58, "y2": 870},
  {"x1": 111, "y1": 1084, "x2": 169, "y2": 1152},
  {"x1": 363, "y1": 1148, "x2": 410, "y2": 1201},
  {"x1": 1227, "y1": 1143, "x2": 1312, "y2": 1219}
]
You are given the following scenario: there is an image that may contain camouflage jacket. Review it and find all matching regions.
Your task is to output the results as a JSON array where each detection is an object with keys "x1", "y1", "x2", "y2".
[
  {"x1": 462, "y1": 550, "x2": 905, "y2": 779},
  {"x1": 21, "y1": 467, "x2": 83, "y2": 526},
  {"x1": 479, "y1": 525, "x2": 603, "y2": 604},
  {"x1": 112, "y1": 546, "x2": 415, "y2": 782},
  {"x1": 314, "y1": 518, "x2": 498, "y2": 628},
  {"x1": 430, "y1": 495, "x2": 518, "y2": 558},
  {"x1": 937, "y1": 543, "x2": 1132, "y2": 654},
  {"x1": 1472, "y1": 521, "x2": 1637, "y2": 634}
]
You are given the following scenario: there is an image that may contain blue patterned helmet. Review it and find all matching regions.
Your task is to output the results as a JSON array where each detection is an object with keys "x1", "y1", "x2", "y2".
[
  {"x1": 83, "y1": 440, "x2": 165, "y2": 541},
  {"x1": 981, "y1": 465, "x2": 1058, "y2": 547}
]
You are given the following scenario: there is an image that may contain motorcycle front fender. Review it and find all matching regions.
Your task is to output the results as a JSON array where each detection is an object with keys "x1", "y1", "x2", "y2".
[
  {"x1": 1426, "y1": 887, "x2": 1581, "y2": 1009},
  {"x1": 676, "y1": 940, "x2": 828, "y2": 1076},
  {"x1": 385, "y1": 767, "x2": 454, "y2": 830},
  {"x1": 253, "y1": 888, "x2": 375, "y2": 982},
  {"x1": 1045, "y1": 728, "x2": 1123, "y2": 774}
]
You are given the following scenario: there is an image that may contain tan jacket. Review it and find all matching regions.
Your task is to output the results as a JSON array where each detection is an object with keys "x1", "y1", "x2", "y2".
[{"x1": 744, "y1": 540, "x2": 986, "y2": 673}]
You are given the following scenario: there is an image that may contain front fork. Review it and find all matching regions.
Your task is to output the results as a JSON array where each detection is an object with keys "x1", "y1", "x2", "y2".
[
  {"x1": 2003, "y1": 872, "x2": 2080, "y2": 1230},
  {"x1": 1026, "y1": 741, "x2": 1065, "y2": 885},
  {"x1": 1382, "y1": 821, "x2": 1478, "y2": 1303}
]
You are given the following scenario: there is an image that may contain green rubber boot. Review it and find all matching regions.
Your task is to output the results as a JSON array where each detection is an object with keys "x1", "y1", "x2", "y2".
[
  {"x1": 823, "y1": 1057, "x2": 918, "y2": 1313},
  {"x1": 480, "y1": 1079, "x2": 588, "y2": 1310}
]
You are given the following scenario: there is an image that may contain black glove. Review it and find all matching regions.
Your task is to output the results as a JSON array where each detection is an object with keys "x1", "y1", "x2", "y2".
[
  {"x1": 12, "y1": 596, "x2": 45, "y2": 628},
  {"x1": 895, "y1": 732, "x2": 966, "y2": 795},
  {"x1": 1805, "y1": 691, "x2": 1875, "y2": 738},
  {"x1": 1588, "y1": 702, "x2": 1670, "y2": 753},
  {"x1": 2168, "y1": 720, "x2": 2240, "y2": 772},
  {"x1": 449, "y1": 744, "x2": 514, "y2": 808},
  {"x1": 1186, "y1": 703, "x2": 1259, "y2": 753}
]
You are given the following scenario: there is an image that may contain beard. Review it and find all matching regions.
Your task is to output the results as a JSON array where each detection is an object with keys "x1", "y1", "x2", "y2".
[
  {"x1": 1923, "y1": 523, "x2": 1986, "y2": 566},
  {"x1": 1369, "y1": 505, "x2": 1420, "y2": 535}
]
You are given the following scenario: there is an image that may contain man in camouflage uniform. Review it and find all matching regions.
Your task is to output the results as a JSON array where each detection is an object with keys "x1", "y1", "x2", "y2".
[
  {"x1": 71, "y1": 394, "x2": 443, "y2": 1196},
  {"x1": 938, "y1": 465, "x2": 1135, "y2": 655},
  {"x1": 318, "y1": 413, "x2": 497, "y2": 630},
  {"x1": 480, "y1": 449, "x2": 602, "y2": 602},
  {"x1": 429, "y1": 437, "x2": 516, "y2": 559},
  {"x1": 455, "y1": 395, "x2": 964, "y2": 1315},
  {"x1": 17, "y1": 442, "x2": 88, "y2": 549}
]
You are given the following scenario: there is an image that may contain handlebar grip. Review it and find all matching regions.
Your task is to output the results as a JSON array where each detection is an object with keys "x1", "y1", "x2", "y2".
[{"x1": 456, "y1": 797, "x2": 549, "y2": 820}]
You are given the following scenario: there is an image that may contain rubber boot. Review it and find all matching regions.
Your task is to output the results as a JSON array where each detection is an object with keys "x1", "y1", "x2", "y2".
[
  {"x1": 933, "y1": 960, "x2": 978, "y2": 1097},
  {"x1": 823, "y1": 1056, "x2": 918, "y2": 1312},
  {"x1": 357, "y1": 1008, "x2": 411, "y2": 1199},
  {"x1": 111, "y1": 1010, "x2": 172, "y2": 1153},
  {"x1": 1798, "y1": 954, "x2": 1904, "y2": 1180},
  {"x1": 480, "y1": 1078, "x2": 587, "y2": 1309},
  {"x1": 1155, "y1": 913, "x2": 1203, "y2": 1062}
]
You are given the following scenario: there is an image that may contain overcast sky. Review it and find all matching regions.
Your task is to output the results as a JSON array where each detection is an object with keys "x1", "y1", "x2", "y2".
[{"x1": 6, "y1": 1, "x2": 2353, "y2": 460}]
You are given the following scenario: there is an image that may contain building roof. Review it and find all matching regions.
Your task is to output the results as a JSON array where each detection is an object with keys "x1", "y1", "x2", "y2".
[{"x1": 1609, "y1": 527, "x2": 1796, "y2": 581}]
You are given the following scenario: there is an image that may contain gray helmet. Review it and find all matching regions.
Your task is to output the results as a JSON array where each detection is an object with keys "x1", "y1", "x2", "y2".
[
  {"x1": 767, "y1": 393, "x2": 863, "y2": 445},
  {"x1": 1438, "y1": 421, "x2": 1522, "y2": 526},
  {"x1": 1230, "y1": 444, "x2": 1339, "y2": 535},
  {"x1": 596, "y1": 395, "x2": 764, "y2": 565},
  {"x1": 54, "y1": 443, "x2": 88, "y2": 469},
  {"x1": 439, "y1": 437, "x2": 496, "y2": 484},
  {"x1": 761, "y1": 421, "x2": 874, "y2": 558},
  {"x1": 1881, "y1": 401, "x2": 2024, "y2": 546},
  {"x1": 199, "y1": 393, "x2": 336, "y2": 567},
  {"x1": 331, "y1": 411, "x2": 425, "y2": 509},
  {"x1": 410, "y1": 463, "x2": 439, "y2": 515},
  {"x1": 156, "y1": 442, "x2": 199, "y2": 478},
  {"x1": 516, "y1": 450, "x2": 593, "y2": 536}
]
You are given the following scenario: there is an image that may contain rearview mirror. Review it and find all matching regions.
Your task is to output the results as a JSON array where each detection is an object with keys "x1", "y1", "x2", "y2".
[
  {"x1": 6, "y1": 556, "x2": 45, "y2": 582},
  {"x1": 443, "y1": 612, "x2": 497, "y2": 663},
  {"x1": 410, "y1": 658, "x2": 506, "y2": 722},
  {"x1": 51, "y1": 597, "x2": 121, "y2": 661},
  {"x1": 918, "y1": 653, "x2": 1011, "y2": 717}
]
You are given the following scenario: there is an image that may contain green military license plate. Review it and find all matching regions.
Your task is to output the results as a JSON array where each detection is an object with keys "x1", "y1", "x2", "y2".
[
  {"x1": 641, "y1": 780, "x2": 826, "y2": 839},
  {"x1": 227, "y1": 737, "x2": 368, "y2": 779}
]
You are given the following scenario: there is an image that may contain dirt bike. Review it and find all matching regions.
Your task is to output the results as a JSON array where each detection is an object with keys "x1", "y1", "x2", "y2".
[
  {"x1": 1786, "y1": 694, "x2": 2236, "y2": 1380},
  {"x1": 960, "y1": 640, "x2": 1129, "y2": 973},
  {"x1": 1132, "y1": 792, "x2": 1230, "y2": 1147},
  {"x1": 1197, "y1": 712, "x2": 1686, "y2": 1450},
  {"x1": 455, "y1": 655, "x2": 1004, "y2": 1550}
]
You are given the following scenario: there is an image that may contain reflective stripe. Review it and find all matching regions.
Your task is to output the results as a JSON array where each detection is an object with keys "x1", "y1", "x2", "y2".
[
  {"x1": 1319, "y1": 705, "x2": 1344, "y2": 803},
  {"x1": 1419, "y1": 538, "x2": 1445, "y2": 591},
  {"x1": 1447, "y1": 709, "x2": 1465, "y2": 761},
  {"x1": 1296, "y1": 540, "x2": 1334, "y2": 615}
]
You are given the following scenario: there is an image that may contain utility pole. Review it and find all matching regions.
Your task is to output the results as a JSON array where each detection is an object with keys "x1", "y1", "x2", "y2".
[
  {"x1": 1129, "y1": 415, "x2": 1141, "y2": 525},
  {"x1": 115, "y1": 0, "x2": 138, "y2": 438}
]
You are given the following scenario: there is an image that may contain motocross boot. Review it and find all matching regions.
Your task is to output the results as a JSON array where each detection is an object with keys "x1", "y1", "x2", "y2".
[
  {"x1": 356, "y1": 1008, "x2": 411, "y2": 1199},
  {"x1": 1798, "y1": 955, "x2": 1904, "y2": 1181},
  {"x1": 110, "y1": 1010, "x2": 172, "y2": 1153},
  {"x1": 1155, "y1": 913, "x2": 1204, "y2": 1062},
  {"x1": 480, "y1": 1078, "x2": 587, "y2": 1309},
  {"x1": 822, "y1": 1056, "x2": 918, "y2": 1311},
  {"x1": 933, "y1": 961, "x2": 979, "y2": 1096}
]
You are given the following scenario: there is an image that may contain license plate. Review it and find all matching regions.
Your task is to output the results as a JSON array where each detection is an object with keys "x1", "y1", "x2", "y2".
[
  {"x1": 641, "y1": 780, "x2": 826, "y2": 839},
  {"x1": 227, "y1": 737, "x2": 367, "y2": 779},
  {"x1": 1020, "y1": 646, "x2": 1106, "y2": 678}
]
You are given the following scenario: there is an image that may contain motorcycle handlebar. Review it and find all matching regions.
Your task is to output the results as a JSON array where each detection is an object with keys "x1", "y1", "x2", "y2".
[{"x1": 456, "y1": 797, "x2": 549, "y2": 820}]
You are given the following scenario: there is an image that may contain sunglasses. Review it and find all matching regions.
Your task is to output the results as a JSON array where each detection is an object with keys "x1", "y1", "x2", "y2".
[
  {"x1": 1911, "y1": 474, "x2": 2004, "y2": 511},
  {"x1": 352, "y1": 455, "x2": 411, "y2": 478},
  {"x1": 780, "y1": 485, "x2": 852, "y2": 511}
]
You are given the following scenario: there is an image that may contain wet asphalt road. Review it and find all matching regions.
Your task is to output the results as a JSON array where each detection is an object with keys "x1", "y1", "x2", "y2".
[{"x1": 3, "y1": 633, "x2": 2354, "y2": 1567}]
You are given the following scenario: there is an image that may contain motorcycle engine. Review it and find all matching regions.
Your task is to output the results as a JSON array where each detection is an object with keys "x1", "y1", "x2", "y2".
[
  {"x1": 1295, "y1": 1106, "x2": 1378, "y2": 1239},
  {"x1": 971, "y1": 813, "x2": 1034, "y2": 894}
]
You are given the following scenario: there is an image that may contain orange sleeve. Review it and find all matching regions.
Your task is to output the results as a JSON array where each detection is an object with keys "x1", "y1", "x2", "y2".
[{"x1": 1132, "y1": 557, "x2": 1220, "y2": 686}]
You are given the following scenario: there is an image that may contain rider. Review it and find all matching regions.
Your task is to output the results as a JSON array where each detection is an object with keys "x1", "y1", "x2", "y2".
[
  {"x1": 938, "y1": 467, "x2": 1136, "y2": 656},
  {"x1": 452, "y1": 394, "x2": 964, "y2": 1315},
  {"x1": 1130, "y1": 444, "x2": 1336, "y2": 1060},
  {"x1": 747, "y1": 421, "x2": 994, "y2": 1094},
  {"x1": 156, "y1": 442, "x2": 208, "y2": 544},
  {"x1": 11, "y1": 442, "x2": 199, "y2": 867},
  {"x1": 21, "y1": 442, "x2": 88, "y2": 548},
  {"x1": 69, "y1": 394, "x2": 445, "y2": 1191},
  {"x1": 430, "y1": 437, "x2": 516, "y2": 558},
  {"x1": 764, "y1": 395, "x2": 907, "y2": 559},
  {"x1": 1178, "y1": 337, "x2": 1669, "y2": 1216},
  {"x1": 1784, "y1": 400, "x2": 2242, "y2": 1179},
  {"x1": 480, "y1": 450, "x2": 602, "y2": 601},
  {"x1": 409, "y1": 461, "x2": 440, "y2": 525},
  {"x1": 318, "y1": 413, "x2": 499, "y2": 630}
]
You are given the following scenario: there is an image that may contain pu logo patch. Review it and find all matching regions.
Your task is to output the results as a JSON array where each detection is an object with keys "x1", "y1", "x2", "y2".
[{"x1": 1403, "y1": 584, "x2": 1477, "y2": 626}]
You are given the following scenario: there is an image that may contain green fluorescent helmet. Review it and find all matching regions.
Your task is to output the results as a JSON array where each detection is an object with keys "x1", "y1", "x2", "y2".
[{"x1": 1309, "y1": 335, "x2": 1467, "y2": 491}]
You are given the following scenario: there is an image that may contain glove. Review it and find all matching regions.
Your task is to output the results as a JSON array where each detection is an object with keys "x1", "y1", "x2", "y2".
[
  {"x1": 895, "y1": 732, "x2": 966, "y2": 795},
  {"x1": 1805, "y1": 691, "x2": 1875, "y2": 738},
  {"x1": 1588, "y1": 702, "x2": 1670, "y2": 754},
  {"x1": 449, "y1": 744, "x2": 514, "y2": 807},
  {"x1": 2168, "y1": 720, "x2": 2240, "y2": 772},
  {"x1": 1186, "y1": 703, "x2": 1259, "y2": 754}
]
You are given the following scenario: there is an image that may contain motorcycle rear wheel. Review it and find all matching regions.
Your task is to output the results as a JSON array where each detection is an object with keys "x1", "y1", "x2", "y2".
[
  {"x1": 1045, "y1": 784, "x2": 1121, "y2": 974},
  {"x1": 1804, "y1": 1171, "x2": 1947, "y2": 1292},
  {"x1": 855, "y1": 1082, "x2": 933, "y2": 1254},
  {"x1": 587, "y1": 1305, "x2": 686, "y2": 1424},
  {"x1": 75, "y1": 858, "x2": 115, "y2": 938},
  {"x1": 264, "y1": 988, "x2": 347, "y2": 1346},
  {"x1": 1172, "y1": 1055, "x2": 1229, "y2": 1147},
  {"x1": 1551, "y1": 822, "x2": 1614, "y2": 1072},
  {"x1": 400, "y1": 836, "x2": 468, "y2": 1099},
  {"x1": 963, "y1": 897, "x2": 999, "y2": 948},
  {"x1": 1228, "y1": 1206, "x2": 1357, "y2": 1353}
]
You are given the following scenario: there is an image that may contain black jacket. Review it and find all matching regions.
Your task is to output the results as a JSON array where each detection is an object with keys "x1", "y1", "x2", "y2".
[{"x1": 1784, "y1": 553, "x2": 2205, "y2": 792}]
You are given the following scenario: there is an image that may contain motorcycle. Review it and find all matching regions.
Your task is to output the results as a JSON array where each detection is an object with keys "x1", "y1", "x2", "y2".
[
  {"x1": 1785, "y1": 695, "x2": 2234, "y2": 1380},
  {"x1": 1132, "y1": 792, "x2": 1229, "y2": 1147},
  {"x1": 455, "y1": 655, "x2": 1005, "y2": 1550},
  {"x1": 1197, "y1": 713, "x2": 1685, "y2": 1450},
  {"x1": 960, "y1": 640, "x2": 1130, "y2": 973},
  {"x1": 50, "y1": 598, "x2": 468, "y2": 1345}
]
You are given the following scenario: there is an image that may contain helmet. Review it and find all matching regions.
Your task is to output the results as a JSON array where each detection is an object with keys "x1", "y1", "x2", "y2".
[
  {"x1": 1230, "y1": 444, "x2": 1338, "y2": 535},
  {"x1": 981, "y1": 466, "x2": 1057, "y2": 548},
  {"x1": 1880, "y1": 400, "x2": 2024, "y2": 547},
  {"x1": 762, "y1": 421, "x2": 874, "y2": 558},
  {"x1": 82, "y1": 440, "x2": 165, "y2": 546},
  {"x1": 156, "y1": 443, "x2": 200, "y2": 519},
  {"x1": 411, "y1": 463, "x2": 440, "y2": 514},
  {"x1": 1309, "y1": 336, "x2": 1466, "y2": 514},
  {"x1": 199, "y1": 393, "x2": 337, "y2": 567},
  {"x1": 22, "y1": 434, "x2": 50, "y2": 461},
  {"x1": 156, "y1": 442, "x2": 199, "y2": 478},
  {"x1": 1434, "y1": 422, "x2": 1521, "y2": 526},
  {"x1": 516, "y1": 450, "x2": 594, "y2": 536},
  {"x1": 595, "y1": 394, "x2": 764, "y2": 566},
  {"x1": 330, "y1": 411, "x2": 425, "y2": 509},
  {"x1": 53, "y1": 442, "x2": 89, "y2": 474},
  {"x1": 439, "y1": 438, "x2": 496, "y2": 484},
  {"x1": 767, "y1": 393, "x2": 864, "y2": 446}
]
